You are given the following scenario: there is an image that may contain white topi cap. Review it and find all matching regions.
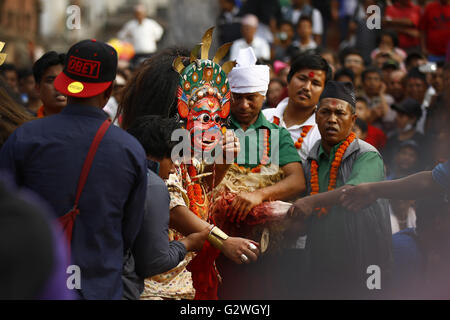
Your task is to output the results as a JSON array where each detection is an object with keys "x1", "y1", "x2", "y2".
[
  {"x1": 228, "y1": 47, "x2": 270, "y2": 96},
  {"x1": 241, "y1": 14, "x2": 259, "y2": 28}
]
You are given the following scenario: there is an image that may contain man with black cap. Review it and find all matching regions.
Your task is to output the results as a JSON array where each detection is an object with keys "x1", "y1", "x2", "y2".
[
  {"x1": 0, "y1": 39, "x2": 148, "y2": 299},
  {"x1": 383, "y1": 97, "x2": 426, "y2": 173},
  {"x1": 288, "y1": 81, "x2": 392, "y2": 299}
]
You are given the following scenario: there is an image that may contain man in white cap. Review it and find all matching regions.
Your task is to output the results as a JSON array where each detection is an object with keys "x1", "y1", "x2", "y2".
[
  {"x1": 226, "y1": 47, "x2": 304, "y2": 224},
  {"x1": 216, "y1": 47, "x2": 305, "y2": 299},
  {"x1": 229, "y1": 14, "x2": 271, "y2": 61}
]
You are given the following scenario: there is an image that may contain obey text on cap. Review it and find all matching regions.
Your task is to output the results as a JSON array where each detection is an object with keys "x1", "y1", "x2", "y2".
[{"x1": 67, "y1": 56, "x2": 101, "y2": 79}]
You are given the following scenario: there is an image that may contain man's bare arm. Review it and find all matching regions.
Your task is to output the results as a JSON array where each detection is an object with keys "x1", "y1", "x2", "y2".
[
  {"x1": 340, "y1": 171, "x2": 443, "y2": 211},
  {"x1": 230, "y1": 162, "x2": 306, "y2": 222}
]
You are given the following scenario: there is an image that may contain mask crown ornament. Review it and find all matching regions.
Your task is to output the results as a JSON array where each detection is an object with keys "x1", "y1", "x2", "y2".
[
  {"x1": 0, "y1": 42, "x2": 8, "y2": 66},
  {"x1": 173, "y1": 27, "x2": 236, "y2": 152}
]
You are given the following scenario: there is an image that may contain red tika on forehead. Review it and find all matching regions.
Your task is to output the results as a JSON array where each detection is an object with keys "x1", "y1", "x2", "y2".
[{"x1": 308, "y1": 71, "x2": 315, "y2": 78}]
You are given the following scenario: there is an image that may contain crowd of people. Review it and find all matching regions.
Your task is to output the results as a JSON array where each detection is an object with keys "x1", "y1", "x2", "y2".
[{"x1": 0, "y1": 0, "x2": 449, "y2": 300}]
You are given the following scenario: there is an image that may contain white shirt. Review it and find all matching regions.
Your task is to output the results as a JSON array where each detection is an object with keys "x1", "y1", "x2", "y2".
[
  {"x1": 293, "y1": 38, "x2": 318, "y2": 53},
  {"x1": 291, "y1": 8, "x2": 323, "y2": 35},
  {"x1": 264, "y1": 98, "x2": 321, "y2": 250},
  {"x1": 118, "y1": 18, "x2": 163, "y2": 54},
  {"x1": 263, "y1": 97, "x2": 321, "y2": 163},
  {"x1": 229, "y1": 37, "x2": 271, "y2": 62}
]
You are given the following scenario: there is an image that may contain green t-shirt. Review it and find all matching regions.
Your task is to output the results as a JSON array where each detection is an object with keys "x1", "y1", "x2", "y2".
[
  {"x1": 315, "y1": 142, "x2": 385, "y2": 193},
  {"x1": 230, "y1": 112, "x2": 301, "y2": 169}
]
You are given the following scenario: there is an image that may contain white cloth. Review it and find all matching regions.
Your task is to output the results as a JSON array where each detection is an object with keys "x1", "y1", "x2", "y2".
[
  {"x1": 229, "y1": 37, "x2": 271, "y2": 62},
  {"x1": 228, "y1": 47, "x2": 270, "y2": 96},
  {"x1": 103, "y1": 97, "x2": 120, "y2": 126},
  {"x1": 416, "y1": 86, "x2": 436, "y2": 134},
  {"x1": 390, "y1": 206, "x2": 416, "y2": 235},
  {"x1": 263, "y1": 97, "x2": 321, "y2": 163},
  {"x1": 118, "y1": 18, "x2": 163, "y2": 54}
]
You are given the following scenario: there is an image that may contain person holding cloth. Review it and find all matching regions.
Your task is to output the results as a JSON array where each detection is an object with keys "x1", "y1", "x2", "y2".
[
  {"x1": 214, "y1": 47, "x2": 304, "y2": 299},
  {"x1": 288, "y1": 81, "x2": 393, "y2": 299}
]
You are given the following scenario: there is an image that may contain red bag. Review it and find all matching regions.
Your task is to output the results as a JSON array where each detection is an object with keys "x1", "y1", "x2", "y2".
[{"x1": 57, "y1": 118, "x2": 111, "y2": 253}]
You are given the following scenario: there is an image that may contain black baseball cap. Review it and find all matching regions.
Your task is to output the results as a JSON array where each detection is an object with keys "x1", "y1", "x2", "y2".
[
  {"x1": 392, "y1": 98, "x2": 422, "y2": 119},
  {"x1": 54, "y1": 39, "x2": 118, "y2": 98}
]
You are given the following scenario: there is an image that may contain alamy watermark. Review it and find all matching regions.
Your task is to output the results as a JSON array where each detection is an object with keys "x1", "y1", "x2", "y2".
[
  {"x1": 66, "y1": 5, "x2": 81, "y2": 30},
  {"x1": 66, "y1": 265, "x2": 81, "y2": 290},
  {"x1": 366, "y1": 5, "x2": 381, "y2": 30},
  {"x1": 366, "y1": 265, "x2": 381, "y2": 290}
]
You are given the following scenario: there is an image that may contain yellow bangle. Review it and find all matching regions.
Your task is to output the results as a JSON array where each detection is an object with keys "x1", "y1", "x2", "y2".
[{"x1": 207, "y1": 226, "x2": 229, "y2": 250}]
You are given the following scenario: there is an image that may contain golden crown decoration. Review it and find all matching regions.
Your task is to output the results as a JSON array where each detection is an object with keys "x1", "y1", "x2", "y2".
[
  {"x1": 173, "y1": 27, "x2": 236, "y2": 121},
  {"x1": 0, "y1": 42, "x2": 7, "y2": 66}
]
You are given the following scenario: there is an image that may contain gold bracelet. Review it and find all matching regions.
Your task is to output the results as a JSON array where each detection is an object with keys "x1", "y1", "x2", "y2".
[{"x1": 207, "y1": 226, "x2": 229, "y2": 250}]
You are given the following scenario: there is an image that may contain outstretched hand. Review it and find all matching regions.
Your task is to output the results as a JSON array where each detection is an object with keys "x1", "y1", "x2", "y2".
[
  {"x1": 287, "y1": 197, "x2": 314, "y2": 219},
  {"x1": 339, "y1": 184, "x2": 377, "y2": 212}
]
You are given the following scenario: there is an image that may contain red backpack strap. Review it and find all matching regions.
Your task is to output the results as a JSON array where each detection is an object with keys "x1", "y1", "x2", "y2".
[
  {"x1": 73, "y1": 118, "x2": 112, "y2": 208},
  {"x1": 58, "y1": 118, "x2": 111, "y2": 254}
]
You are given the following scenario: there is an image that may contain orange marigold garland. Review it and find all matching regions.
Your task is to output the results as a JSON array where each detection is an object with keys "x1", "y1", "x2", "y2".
[
  {"x1": 273, "y1": 116, "x2": 280, "y2": 126},
  {"x1": 310, "y1": 132, "x2": 356, "y2": 217},
  {"x1": 294, "y1": 125, "x2": 313, "y2": 149},
  {"x1": 182, "y1": 164, "x2": 205, "y2": 218},
  {"x1": 37, "y1": 106, "x2": 45, "y2": 119},
  {"x1": 272, "y1": 116, "x2": 313, "y2": 150}
]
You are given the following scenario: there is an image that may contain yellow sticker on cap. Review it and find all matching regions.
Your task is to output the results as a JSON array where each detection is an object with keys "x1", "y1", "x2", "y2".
[{"x1": 67, "y1": 81, "x2": 84, "y2": 94}]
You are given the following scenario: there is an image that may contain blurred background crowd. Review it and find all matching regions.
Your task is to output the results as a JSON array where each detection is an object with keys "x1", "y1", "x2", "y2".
[
  {"x1": 1, "y1": 0, "x2": 449, "y2": 235},
  {"x1": 0, "y1": 0, "x2": 449, "y2": 299}
]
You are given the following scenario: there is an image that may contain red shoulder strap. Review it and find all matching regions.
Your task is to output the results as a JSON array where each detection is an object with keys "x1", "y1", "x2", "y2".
[
  {"x1": 59, "y1": 118, "x2": 111, "y2": 258},
  {"x1": 73, "y1": 118, "x2": 112, "y2": 208}
]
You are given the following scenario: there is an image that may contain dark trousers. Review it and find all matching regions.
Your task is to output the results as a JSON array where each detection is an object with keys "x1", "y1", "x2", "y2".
[{"x1": 217, "y1": 248, "x2": 308, "y2": 300}]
